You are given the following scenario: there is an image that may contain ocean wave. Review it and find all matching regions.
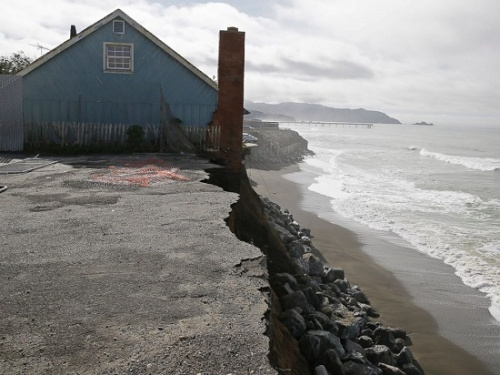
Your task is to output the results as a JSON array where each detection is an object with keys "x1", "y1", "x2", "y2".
[
  {"x1": 407, "y1": 145, "x2": 420, "y2": 151},
  {"x1": 296, "y1": 123, "x2": 500, "y2": 322},
  {"x1": 420, "y1": 148, "x2": 500, "y2": 171},
  {"x1": 477, "y1": 241, "x2": 500, "y2": 257},
  {"x1": 308, "y1": 161, "x2": 500, "y2": 321},
  {"x1": 327, "y1": 190, "x2": 500, "y2": 322},
  {"x1": 304, "y1": 148, "x2": 345, "y2": 174}
]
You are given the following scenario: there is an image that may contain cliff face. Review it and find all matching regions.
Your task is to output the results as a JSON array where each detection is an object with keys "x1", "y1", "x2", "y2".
[
  {"x1": 205, "y1": 167, "x2": 424, "y2": 375},
  {"x1": 204, "y1": 168, "x2": 310, "y2": 374},
  {"x1": 202, "y1": 126, "x2": 424, "y2": 374},
  {"x1": 244, "y1": 128, "x2": 312, "y2": 170}
]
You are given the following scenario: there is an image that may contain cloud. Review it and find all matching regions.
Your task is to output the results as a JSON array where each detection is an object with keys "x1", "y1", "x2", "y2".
[
  {"x1": 283, "y1": 58, "x2": 374, "y2": 80},
  {"x1": 247, "y1": 58, "x2": 373, "y2": 81},
  {"x1": 1, "y1": 0, "x2": 500, "y2": 125}
]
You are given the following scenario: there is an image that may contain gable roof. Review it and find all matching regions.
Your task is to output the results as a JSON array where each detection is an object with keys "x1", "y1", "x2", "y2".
[{"x1": 17, "y1": 9, "x2": 218, "y2": 90}]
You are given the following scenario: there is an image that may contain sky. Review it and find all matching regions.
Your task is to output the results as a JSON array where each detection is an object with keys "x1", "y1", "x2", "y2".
[{"x1": 1, "y1": 0, "x2": 499, "y2": 126}]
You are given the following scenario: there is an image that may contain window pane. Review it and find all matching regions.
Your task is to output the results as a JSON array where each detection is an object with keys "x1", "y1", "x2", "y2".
[{"x1": 105, "y1": 44, "x2": 132, "y2": 71}]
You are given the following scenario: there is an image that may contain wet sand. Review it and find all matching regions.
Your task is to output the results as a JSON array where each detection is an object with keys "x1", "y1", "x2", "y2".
[{"x1": 247, "y1": 164, "x2": 498, "y2": 375}]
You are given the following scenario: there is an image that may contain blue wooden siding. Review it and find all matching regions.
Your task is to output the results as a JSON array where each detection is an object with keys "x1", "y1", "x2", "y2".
[{"x1": 22, "y1": 17, "x2": 217, "y2": 127}]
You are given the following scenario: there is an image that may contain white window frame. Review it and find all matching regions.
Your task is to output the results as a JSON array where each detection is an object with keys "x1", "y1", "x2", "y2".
[
  {"x1": 103, "y1": 43, "x2": 134, "y2": 73},
  {"x1": 113, "y1": 20, "x2": 125, "y2": 34}
]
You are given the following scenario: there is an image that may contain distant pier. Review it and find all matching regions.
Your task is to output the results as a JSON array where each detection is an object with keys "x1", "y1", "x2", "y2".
[{"x1": 279, "y1": 121, "x2": 373, "y2": 128}]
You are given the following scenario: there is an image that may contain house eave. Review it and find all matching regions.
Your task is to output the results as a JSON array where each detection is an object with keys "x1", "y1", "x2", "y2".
[{"x1": 16, "y1": 9, "x2": 218, "y2": 91}]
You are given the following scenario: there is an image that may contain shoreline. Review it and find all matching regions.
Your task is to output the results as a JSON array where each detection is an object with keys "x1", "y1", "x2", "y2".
[{"x1": 248, "y1": 163, "x2": 497, "y2": 375}]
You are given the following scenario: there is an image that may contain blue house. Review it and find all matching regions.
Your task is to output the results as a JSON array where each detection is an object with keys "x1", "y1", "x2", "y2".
[{"x1": 13, "y1": 9, "x2": 219, "y2": 150}]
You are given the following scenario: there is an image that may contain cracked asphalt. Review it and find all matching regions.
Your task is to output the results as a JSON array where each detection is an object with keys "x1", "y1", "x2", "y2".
[{"x1": 0, "y1": 154, "x2": 276, "y2": 375}]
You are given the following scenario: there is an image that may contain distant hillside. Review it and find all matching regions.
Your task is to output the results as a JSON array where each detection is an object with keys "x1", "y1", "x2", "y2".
[
  {"x1": 244, "y1": 109, "x2": 296, "y2": 122},
  {"x1": 245, "y1": 101, "x2": 401, "y2": 124}
]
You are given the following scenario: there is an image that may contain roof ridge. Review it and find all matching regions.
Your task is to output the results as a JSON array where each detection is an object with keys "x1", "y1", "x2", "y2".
[{"x1": 17, "y1": 9, "x2": 218, "y2": 90}]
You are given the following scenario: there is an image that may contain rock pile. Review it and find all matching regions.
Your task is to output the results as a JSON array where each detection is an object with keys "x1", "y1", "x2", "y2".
[
  {"x1": 262, "y1": 197, "x2": 425, "y2": 375},
  {"x1": 245, "y1": 128, "x2": 312, "y2": 169}
]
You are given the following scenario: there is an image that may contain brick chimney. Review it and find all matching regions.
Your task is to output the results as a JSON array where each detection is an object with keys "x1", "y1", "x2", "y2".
[{"x1": 214, "y1": 26, "x2": 245, "y2": 172}]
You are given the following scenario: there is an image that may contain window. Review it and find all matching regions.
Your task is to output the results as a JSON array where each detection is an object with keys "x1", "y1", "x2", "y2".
[
  {"x1": 113, "y1": 20, "x2": 125, "y2": 34},
  {"x1": 104, "y1": 43, "x2": 134, "y2": 73}
]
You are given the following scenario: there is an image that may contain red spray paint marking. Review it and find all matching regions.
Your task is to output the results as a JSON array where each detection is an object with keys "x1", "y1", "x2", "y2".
[{"x1": 90, "y1": 158, "x2": 190, "y2": 187}]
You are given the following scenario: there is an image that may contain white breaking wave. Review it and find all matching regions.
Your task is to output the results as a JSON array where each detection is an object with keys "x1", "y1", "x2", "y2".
[
  {"x1": 306, "y1": 153, "x2": 500, "y2": 323},
  {"x1": 420, "y1": 148, "x2": 500, "y2": 171},
  {"x1": 286, "y1": 122, "x2": 500, "y2": 323}
]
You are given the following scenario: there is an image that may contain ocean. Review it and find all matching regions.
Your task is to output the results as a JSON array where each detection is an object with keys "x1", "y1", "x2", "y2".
[{"x1": 279, "y1": 122, "x2": 500, "y2": 323}]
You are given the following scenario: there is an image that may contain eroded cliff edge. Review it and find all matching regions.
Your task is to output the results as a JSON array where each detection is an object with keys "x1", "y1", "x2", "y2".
[{"x1": 205, "y1": 129, "x2": 425, "y2": 375}]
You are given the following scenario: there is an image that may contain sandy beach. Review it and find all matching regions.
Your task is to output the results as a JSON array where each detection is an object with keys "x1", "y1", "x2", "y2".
[{"x1": 247, "y1": 163, "x2": 498, "y2": 375}]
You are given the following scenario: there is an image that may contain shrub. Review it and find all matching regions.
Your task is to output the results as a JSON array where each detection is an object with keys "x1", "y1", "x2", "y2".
[{"x1": 126, "y1": 125, "x2": 145, "y2": 151}]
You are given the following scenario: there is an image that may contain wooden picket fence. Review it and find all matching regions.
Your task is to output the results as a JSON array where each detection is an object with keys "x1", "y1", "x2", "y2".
[{"x1": 24, "y1": 122, "x2": 220, "y2": 152}]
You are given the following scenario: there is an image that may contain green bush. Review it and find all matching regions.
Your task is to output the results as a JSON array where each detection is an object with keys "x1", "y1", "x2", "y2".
[{"x1": 126, "y1": 125, "x2": 145, "y2": 151}]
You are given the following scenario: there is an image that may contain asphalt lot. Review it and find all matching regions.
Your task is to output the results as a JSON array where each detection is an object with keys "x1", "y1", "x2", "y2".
[{"x1": 0, "y1": 154, "x2": 276, "y2": 374}]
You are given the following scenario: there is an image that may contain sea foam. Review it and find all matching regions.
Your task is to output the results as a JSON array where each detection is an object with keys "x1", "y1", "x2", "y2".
[
  {"x1": 288, "y1": 122, "x2": 500, "y2": 323},
  {"x1": 306, "y1": 152, "x2": 500, "y2": 323},
  {"x1": 420, "y1": 148, "x2": 500, "y2": 171}
]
